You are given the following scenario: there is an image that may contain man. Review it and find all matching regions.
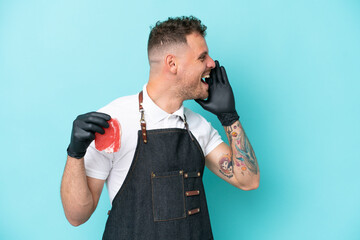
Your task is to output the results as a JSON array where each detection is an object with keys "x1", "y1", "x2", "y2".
[{"x1": 61, "y1": 16, "x2": 259, "y2": 239}]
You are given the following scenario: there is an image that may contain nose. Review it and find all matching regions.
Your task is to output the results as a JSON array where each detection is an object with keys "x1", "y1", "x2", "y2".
[{"x1": 208, "y1": 56, "x2": 215, "y2": 69}]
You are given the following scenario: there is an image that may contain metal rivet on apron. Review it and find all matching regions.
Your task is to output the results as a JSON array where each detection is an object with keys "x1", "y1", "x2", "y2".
[
  {"x1": 179, "y1": 170, "x2": 183, "y2": 175},
  {"x1": 197, "y1": 172, "x2": 200, "y2": 176},
  {"x1": 184, "y1": 173, "x2": 188, "y2": 178},
  {"x1": 188, "y1": 208, "x2": 200, "y2": 215},
  {"x1": 185, "y1": 190, "x2": 200, "y2": 197}
]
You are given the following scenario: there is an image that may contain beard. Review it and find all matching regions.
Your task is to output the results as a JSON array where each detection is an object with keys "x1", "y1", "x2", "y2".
[{"x1": 177, "y1": 81, "x2": 208, "y2": 100}]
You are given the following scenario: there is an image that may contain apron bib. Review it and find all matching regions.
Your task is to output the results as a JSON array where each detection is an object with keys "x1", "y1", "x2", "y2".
[{"x1": 102, "y1": 91, "x2": 213, "y2": 240}]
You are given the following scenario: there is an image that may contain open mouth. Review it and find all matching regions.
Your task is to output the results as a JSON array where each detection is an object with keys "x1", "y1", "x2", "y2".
[{"x1": 201, "y1": 74, "x2": 210, "y2": 84}]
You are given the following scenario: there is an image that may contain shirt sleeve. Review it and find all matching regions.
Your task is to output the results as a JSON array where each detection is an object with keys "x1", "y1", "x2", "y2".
[
  {"x1": 203, "y1": 120, "x2": 223, "y2": 157},
  {"x1": 84, "y1": 141, "x2": 113, "y2": 180},
  {"x1": 185, "y1": 108, "x2": 224, "y2": 157}
]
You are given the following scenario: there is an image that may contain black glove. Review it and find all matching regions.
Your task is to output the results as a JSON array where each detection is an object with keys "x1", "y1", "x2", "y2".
[
  {"x1": 196, "y1": 60, "x2": 239, "y2": 126},
  {"x1": 67, "y1": 112, "x2": 111, "y2": 159}
]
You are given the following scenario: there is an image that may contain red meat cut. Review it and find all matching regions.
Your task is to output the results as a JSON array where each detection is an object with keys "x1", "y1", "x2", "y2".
[{"x1": 95, "y1": 118, "x2": 121, "y2": 153}]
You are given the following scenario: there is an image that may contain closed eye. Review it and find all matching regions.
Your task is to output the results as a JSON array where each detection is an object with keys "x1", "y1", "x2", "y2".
[{"x1": 198, "y1": 51, "x2": 208, "y2": 62}]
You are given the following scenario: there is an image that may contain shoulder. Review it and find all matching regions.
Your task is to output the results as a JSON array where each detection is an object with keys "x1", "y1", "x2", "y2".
[
  {"x1": 184, "y1": 107, "x2": 212, "y2": 130},
  {"x1": 184, "y1": 107, "x2": 224, "y2": 157}
]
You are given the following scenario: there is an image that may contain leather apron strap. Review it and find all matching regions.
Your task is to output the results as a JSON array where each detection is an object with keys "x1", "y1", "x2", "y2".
[{"x1": 138, "y1": 91, "x2": 147, "y2": 143}]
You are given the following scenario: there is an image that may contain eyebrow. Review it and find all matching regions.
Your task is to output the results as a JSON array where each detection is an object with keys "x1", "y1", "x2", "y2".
[{"x1": 198, "y1": 51, "x2": 208, "y2": 59}]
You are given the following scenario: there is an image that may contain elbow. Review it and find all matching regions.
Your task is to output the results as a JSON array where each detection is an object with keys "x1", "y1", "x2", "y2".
[
  {"x1": 61, "y1": 197, "x2": 94, "y2": 227},
  {"x1": 66, "y1": 216, "x2": 87, "y2": 227},
  {"x1": 237, "y1": 179, "x2": 260, "y2": 191},
  {"x1": 63, "y1": 210, "x2": 90, "y2": 227},
  {"x1": 69, "y1": 221, "x2": 82, "y2": 227},
  {"x1": 70, "y1": 222, "x2": 84, "y2": 227},
  {"x1": 240, "y1": 182, "x2": 259, "y2": 191}
]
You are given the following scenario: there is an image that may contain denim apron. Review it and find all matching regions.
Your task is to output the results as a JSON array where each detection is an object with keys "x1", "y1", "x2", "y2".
[{"x1": 102, "y1": 91, "x2": 214, "y2": 239}]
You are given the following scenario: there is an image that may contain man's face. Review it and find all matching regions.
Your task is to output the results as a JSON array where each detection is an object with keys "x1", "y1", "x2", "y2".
[{"x1": 176, "y1": 32, "x2": 215, "y2": 100}]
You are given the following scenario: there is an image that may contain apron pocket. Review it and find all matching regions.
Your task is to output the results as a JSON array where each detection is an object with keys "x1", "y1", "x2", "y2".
[{"x1": 151, "y1": 170, "x2": 186, "y2": 221}]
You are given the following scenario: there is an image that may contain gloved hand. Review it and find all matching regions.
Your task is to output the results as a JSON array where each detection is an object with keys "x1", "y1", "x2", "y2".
[
  {"x1": 196, "y1": 60, "x2": 239, "y2": 126},
  {"x1": 67, "y1": 112, "x2": 111, "y2": 159}
]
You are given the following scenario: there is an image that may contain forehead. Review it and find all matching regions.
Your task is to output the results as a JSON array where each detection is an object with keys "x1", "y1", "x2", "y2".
[{"x1": 185, "y1": 32, "x2": 209, "y2": 55}]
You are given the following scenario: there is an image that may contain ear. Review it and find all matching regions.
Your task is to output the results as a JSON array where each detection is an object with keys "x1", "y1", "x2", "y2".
[{"x1": 165, "y1": 54, "x2": 177, "y2": 74}]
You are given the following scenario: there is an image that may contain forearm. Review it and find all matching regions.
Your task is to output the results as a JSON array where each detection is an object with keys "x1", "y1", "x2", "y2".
[
  {"x1": 224, "y1": 120, "x2": 259, "y2": 190},
  {"x1": 60, "y1": 156, "x2": 94, "y2": 226}
]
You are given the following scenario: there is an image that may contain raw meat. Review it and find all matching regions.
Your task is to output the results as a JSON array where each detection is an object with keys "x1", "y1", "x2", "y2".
[{"x1": 95, "y1": 118, "x2": 121, "y2": 153}]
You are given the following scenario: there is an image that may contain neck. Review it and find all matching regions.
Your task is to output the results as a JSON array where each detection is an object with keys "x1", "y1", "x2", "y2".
[{"x1": 146, "y1": 77, "x2": 184, "y2": 114}]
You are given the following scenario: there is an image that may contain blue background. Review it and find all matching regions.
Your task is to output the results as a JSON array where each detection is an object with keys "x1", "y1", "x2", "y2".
[{"x1": 1, "y1": 0, "x2": 359, "y2": 239}]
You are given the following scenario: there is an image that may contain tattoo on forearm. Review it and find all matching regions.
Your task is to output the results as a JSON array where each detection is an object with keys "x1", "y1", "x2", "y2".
[
  {"x1": 218, "y1": 153, "x2": 234, "y2": 178},
  {"x1": 223, "y1": 121, "x2": 258, "y2": 176}
]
